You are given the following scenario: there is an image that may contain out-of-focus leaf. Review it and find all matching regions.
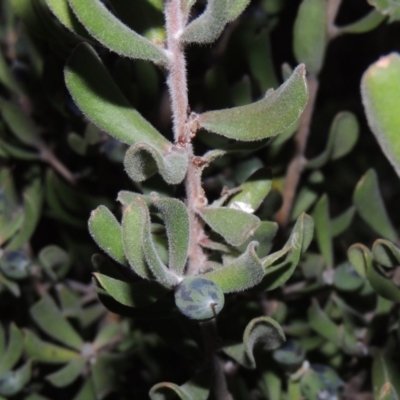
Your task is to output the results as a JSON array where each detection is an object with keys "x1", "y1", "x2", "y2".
[
  {"x1": 308, "y1": 299, "x2": 339, "y2": 344},
  {"x1": 0, "y1": 272, "x2": 20, "y2": 297},
  {"x1": 65, "y1": 43, "x2": 169, "y2": 147},
  {"x1": 46, "y1": 358, "x2": 86, "y2": 388},
  {"x1": 361, "y1": 53, "x2": 400, "y2": 177},
  {"x1": 174, "y1": 276, "x2": 224, "y2": 320},
  {"x1": 307, "y1": 112, "x2": 359, "y2": 168},
  {"x1": 0, "y1": 251, "x2": 30, "y2": 280},
  {"x1": 293, "y1": 0, "x2": 327, "y2": 74},
  {"x1": 290, "y1": 186, "x2": 318, "y2": 221},
  {"x1": 199, "y1": 207, "x2": 260, "y2": 247},
  {"x1": 6, "y1": 178, "x2": 43, "y2": 251},
  {"x1": 88, "y1": 205, "x2": 126, "y2": 266},
  {"x1": 0, "y1": 98, "x2": 42, "y2": 147},
  {"x1": 68, "y1": 0, "x2": 168, "y2": 64},
  {"x1": 258, "y1": 370, "x2": 281, "y2": 400},
  {"x1": 0, "y1": 324, "x2": 23, "y2": 376},
  {"x1": 367, "y1": 0, "x2": 400, "y2": 22},
  {"x1": 333, "y1": 263, "x2": 364, "y2": 292},
  {"x1": 94, "y1": 273, "x2": 168, "y2": 308},
  {"x1": 353, "y1": 169, "x2": 398, "y2": 241},
  {"x1": 204, "y1": 242, "x2": 264, "y2": 293},
  {"x1": 73, "y1": 377, "x2": 96, "y2": 400},
  {"x1": 223, "y1": 317, "x2": 285, "y2": 369},
  {"x1": 24, "y1": 329, "x2": 79, "y2": 363},
  {"x1": 0, "y1": 52, "x2": 22, "y2": 95},
  {"x1": 338, "y1": 9, "x2": 386, "y2": 34},
  {"x1": 331, "y1": 206, "x2": 355, "y2": 237},
  {"x1": 313, "y1": 195, "x2": 333, "y2": 268},
  {"x1": 0, "y1": 361, "x2": 31, "y2": 397},
  {"x1": 39, "y1": 245, "x2": 70, "y2": 280},
  {"x1": 198, "y1": 65, "x2": 308, "y2": 141},
  {"x1": 372, "y1": 239, "x2": 400, "y2": 267},
  {"x1": 30, "y1": 294, "x2": 83, "y2": 350},
  {"x1": 149, "y1": 370, "x2": 210, "y2": 400},
  {"x1": 0, "y1": 138, "x2": 40, "y2": 161},
  {"x1": 273, "y1": 340, "x2": 305, "y2": 371},
  {"x1": 373, "y1": 353, "x2": 400, "y2": 399}
]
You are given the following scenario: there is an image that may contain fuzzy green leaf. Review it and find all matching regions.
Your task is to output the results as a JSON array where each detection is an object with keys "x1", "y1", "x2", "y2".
[
  {"x1": 46, "y1": 359, "x2": 86, "y2": 388},
  {"x1": 227, "y1": 0, "x2": 251, "y2": 21},
  {"x1": 149, "y1": 370, "x2": 210, "y2": 400},
  {"x1": 88, "y1": 206, "x2": 126, "y2": 266},
  {"x1": 199, "y1": 207, "x2": 260, "y2": 247},
  {"x1": 68, "y1": 0, "x2": 168, "y2": 64},
  {"x1": 151, "y1": 195, "x2": 189, "y2": 275},
  {"x1": 293, "y1": 0, "x2": 327, "y2": 74},
  {"x1": 0, "y1": 324, "x2": 23, "y2": 376},
  {"x1": 0, "y1": 361, "x2": 31, "y2": 397},
  {"x1": 24, "y1": 330, "x2": 80, "y2": 363},
  {"x1": 198, "y1": 64, "x2": 308, "y2": 141},
  {"x1": 223, "y1": 317, "x2": 285, "y2": 369},
  {"x1": 65, "y1": 43, "x2": 170, "y2": 147},
  {"x1": 174, "y1": 277, "x2": 224, "y2": 320},
  {"x1": 124, "y1": 142, "x2": 188, "y2": 185},
  {"x1": 372, "y1": 353, "x2": 400, "y2": 400},
  {"x1": 203, "y1": 242, "x2": 264, "y2": 293},
  {"x1": 30, "y1": 294, "x2": 83, "y2": 351},
  {"x1": 122, "y1": 200, "x2": 153, "y2": 280},
  {"x1": 361, "y1": 53, "x2": 400, "y2": 178},
  {"x1": 339, "y1": 9, "x2": 386, "y2": 34},
  {"x1": 181, "y1": 0, "x2": 228, "y2": 44},
  {"x1": 353, "y1": 169, "x2": 398, "y2": 241},
  {"x1": 307, "y1": 112, "x2": 359, "y2": 168},
  {"x1": 227, "y1": 168, "x2": 272, "y2": 213},
  {"x1": 94, "y1": 273, "x2": 168, "y2": 308},
  {"x1": 372, "y1": 239, "x2": 400, "y2": 267},
  {"x1": 313, "y1": 195, "x2": 333, "y2": 268}
]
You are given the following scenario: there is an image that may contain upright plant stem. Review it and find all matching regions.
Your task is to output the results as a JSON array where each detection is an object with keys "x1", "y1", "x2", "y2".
[{"x1": 164, "y1": 0, "x2": 207, "y2": 276}]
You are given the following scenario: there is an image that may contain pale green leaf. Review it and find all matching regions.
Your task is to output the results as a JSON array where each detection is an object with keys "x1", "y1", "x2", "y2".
[
  {"x1": 68, "y1": 0, "x2": 168, "y2": 64},
  {"x1": 353, "y1": 169, "x2": 398, "y2": 241},
  {"x1": 198, "y1": 64, "x2": 308, "y2": 141},
  {"x1": 88, "y1": 205, "x2": 126, "y2": 266},
  {"x1": 361, "y1": 53, "x2": 400, "y2": 178},
  {"x1": 331, "y1": 206, "x2": 355, "y2": 237},
  {"x1": 338, "y1": 9, "x2": 386, "y2": 34},
  {"x1": 372, "y1": 239, "x2": 400, "y2": 267},
  {"x1": 46, "y1": 358, "x2": 86, "y2": 388},
  {"x1": 0, "y1": 324, "x2": 23, "y2": 376},
  {"x1": 293, "y1": 0, "x2": 327, "y2": 74}
]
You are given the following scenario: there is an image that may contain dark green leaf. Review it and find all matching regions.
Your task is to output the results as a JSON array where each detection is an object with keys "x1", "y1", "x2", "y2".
[{"x1": 0, "y1": 324, "x2": 23, "y2": 376}]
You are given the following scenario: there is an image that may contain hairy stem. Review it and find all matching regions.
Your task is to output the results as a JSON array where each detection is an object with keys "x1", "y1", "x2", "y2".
[
  {"x1": 276, "y1": 74, "x2": 319, "y2": 227},
  {"x1": 165, "y1": 0, "x2": 207, "y2": 276}
]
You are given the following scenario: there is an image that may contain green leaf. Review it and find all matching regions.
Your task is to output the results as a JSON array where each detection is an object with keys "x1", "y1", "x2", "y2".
[
  {"x1": 93, "y1": 323, "x2": 120, "y2": 349},
  {"x1": 372, "y1": 239, "x2": 400, "y2": 267},
  {"x1": 199, "y1": 207, "x2": 260, "y2": 247},
  {"x1": 24, "y1": 330, "x2": 79, "y2": 363},
  {"x1": 88, "y1": 205, "x2": 126, "y2": 266},
  {"x1": 197, "y1": 64, "x2": 308, "y2": 141},
  {"x1": 0, "y1": 251, "x2": 31, "y2": 280},
  {"x1": 0, "y1": 52, "x2": 22, "y2": 95},
  {"x1": 368, "y1": 0, "x2": 400, "y2": 22},
  {"x1": 347, "y1": 243, "x2": 368, "y2": 278},
  {"x1": 124, "y1": 142, "x2": 189, "y2": 185},
  {"x1": 30, "y1": 294, "x2": 83, "y2": 351},
  {"x1": 151, "y1": 195, "x2": 189, "y2": 275},
  {"x1": 39, "y1": 245, "x2": 70, "y2": 280},
  {"x1": 203, "y1": 242, "x2": 264, "y2": 293},
  {"x1": 45, "y1": 0, "x2": 90, "y2": 39},
  {"x1": 308, "y1": 299, "x2": 340, "y2": 344},
  {"x1": 68, "y1": 0, "x2": 168, "y2": 64},
  {"x1": 93, "y1": 273, "x2": 168, "y2": 308},
  {"x1": 261, "y1": 213, "x2": 314, "y2": 291},
  {"x1": 372, "y1": 353, "x2": 400, "y2": 400},
  {"x1": 46, "y1": 358, "x2": 86, "y2": 388},
  {"x1": 0, "y1": 272, "x2": 20, "y2": 297},
  {"x1": 149, "y1": 370, "x2": 210, "y2": 400},
  {"x1": 223, "y1": 317, "x2": 285, "y2": 369},
  {"x1": 307, "y1": 112, "x2": 359, "y2": 169},
  {"x1": 122, "y1": 200, "x2": 152, "y2": 279},
  {"x1": 73, "y1": 377, "x2": 96, "y2": 400},
  {"x1": 333, "y1": 263, "x2": 364, "y2": 292},
  {"x1": 174, "y1": 276, "x2": 224, "y2": 320},
  {"x1": 361, "y1": 53, "x2": 400, "y2": 178},
  {"x1": 227, "y1": 0, "x2": 251, "y2": 21},
  {"x1": 290, "y1": 186, "x2": 318, "y2": 221},
  {"x1": 0, "y1": 98, "x2": 42, "y2": 147},
  {"x1": 331, "y1": 206, "x2": 355, "y2": 237},
  {"x1": 338, "y1": 9, "x2": 386, "y2": 34},
  {"x1": 0, "y1": 324, "x2": 23, "y2": 376},
  {"x1": 0, "y1": 138, "x2": 40, "y2": 161},
  {"x1": 0, "y1": 361, "x2": 31, "y2": 397},
  {"x1": 353, "y1": 169, "x2": 398, "y2": 241},
  {"x1": 273, "y1": 340, "x2": 305, "y2": 371},
  {"x1": 6, "y1": 178, "x2": 43, "y2": 251},
  {"x1": 312, "y1": 195, "x2": 333, "y2": 268},
  {"x1": 65, "y1": 43, "x2": 170, "y2": 147},
  {"x1": 293, "y1": 0, "x2": 327, "y2": 74},
  {"x1": 227, "y1": 168, "x2": 272, "y2": 213},
  {"x1": 181, "y1": 0, "x2": 228, "y2": 44}
]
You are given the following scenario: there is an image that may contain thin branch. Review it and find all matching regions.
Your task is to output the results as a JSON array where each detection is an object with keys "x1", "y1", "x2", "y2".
[
  {"x1": 327, "y1": 0, "x2": 343, "y2": 39},
  {"x1": 275, "y1": 74, "x2": 319, "y2": 227}
]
